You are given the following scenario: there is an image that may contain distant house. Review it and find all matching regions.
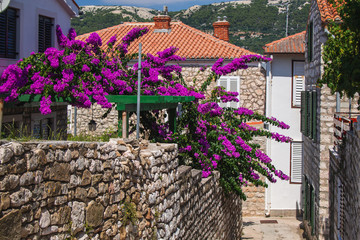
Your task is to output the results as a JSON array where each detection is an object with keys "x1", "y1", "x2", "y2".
[
  {"x1": 0, "y1": 0, "x2": 79, "y2": 138},
  {"x1": 263, "y1": 31, "x2": 306, "y2": 217},
  {"x1": 302, "y1": 0, "x2": 358, "y2": 239},
  {"x1": 72, "y1": 14, "x2": 268, "y2": 216}
]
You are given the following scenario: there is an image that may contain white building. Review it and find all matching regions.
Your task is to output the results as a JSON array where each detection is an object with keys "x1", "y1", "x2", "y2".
[
  {"x1": 0, "y1": 0, "x2": 79, "y2": 138},
  {"x1": 263, "y1": 31, "x2": 306, "y2": 216}
]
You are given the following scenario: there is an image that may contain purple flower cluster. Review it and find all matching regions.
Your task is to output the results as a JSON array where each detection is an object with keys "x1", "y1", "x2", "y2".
[
  {"x1": 40, "y1": 96, "x2": 52, "y2": 115},
  {"x1": 269, "y1": 117, "x2": 290, "y2": 129},
  {"x1": 179, "y1": 145, "x2": 192, "y2": 153},
  {"x1": 197, "y1": 102, "x2": 223, "y2": 116},
  {"x1": 234, "y1": 107, "x2": 254, "y2": 116},
  {"x1": 271, "y1": 132, "x2": 292, "y2": 142},
  {"x1": 212, "y1": 55, "x2": 271, "y2": 76},
  {"x1": 235, "y1": 136, "x2": 252, "y2": 152}
]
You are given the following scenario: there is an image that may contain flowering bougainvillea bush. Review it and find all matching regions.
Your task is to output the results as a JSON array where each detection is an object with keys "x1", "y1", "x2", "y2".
[{"x1": 0, "y1": 26, "x2": 291, "y2": 199}]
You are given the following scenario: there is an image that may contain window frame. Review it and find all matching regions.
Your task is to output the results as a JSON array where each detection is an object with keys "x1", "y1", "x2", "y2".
[
  {"x1": 217, "y1": 75, "x2": 240, "y2": 108},
  {"x1": 291, "y1": 60, "x2": 305, "y2": 108},
  {"x1": 0, "y1": 7, "x2": 19, "y2": 59}
]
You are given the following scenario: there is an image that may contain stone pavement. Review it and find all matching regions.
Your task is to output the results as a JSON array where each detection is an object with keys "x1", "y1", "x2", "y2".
[{"x1": 241, "y1": 217, "x2": 305, "y2": 240}]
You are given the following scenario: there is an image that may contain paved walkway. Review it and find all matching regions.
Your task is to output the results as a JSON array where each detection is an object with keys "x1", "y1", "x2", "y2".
[{"x1": 242, "y1": 217, "x2": 305, "y2": 240}]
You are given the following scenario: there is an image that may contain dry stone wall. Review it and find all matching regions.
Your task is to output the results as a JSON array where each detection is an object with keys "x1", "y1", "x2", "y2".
[
  {"x1": 329, "y1": 131, "x2": 360, "y2": 240},
  {"x1": 0, "y1": 139, "x2": 242, "y2": 240}
]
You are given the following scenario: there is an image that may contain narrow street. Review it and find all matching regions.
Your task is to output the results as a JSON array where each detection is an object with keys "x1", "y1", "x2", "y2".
[{"x1": 242, "y1": 217, "x2": 305, "y2": 240}]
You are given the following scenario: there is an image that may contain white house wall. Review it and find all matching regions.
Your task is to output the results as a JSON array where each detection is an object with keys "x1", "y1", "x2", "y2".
[
  {"x1": 0, "y1": 0, "x2": 77, "y2": 74},
  {"x1": 268, "y1": 53, "x2": 304, "y2": 213}
]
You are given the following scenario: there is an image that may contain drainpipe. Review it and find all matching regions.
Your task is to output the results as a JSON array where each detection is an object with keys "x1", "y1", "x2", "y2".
[
  {"x1": 264, "y1": 56, "x2": 273, "y2": 217},
  {"x1": 336, "y1": 92, "x2": 340, "y2": 113},
  {"x1": 0, "y1": 98, "x2": 3, "y2": 138}
]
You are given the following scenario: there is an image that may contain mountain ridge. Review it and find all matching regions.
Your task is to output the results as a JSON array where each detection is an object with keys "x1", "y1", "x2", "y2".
[{"x1": 71, "y1": 0, "x2": 310, "y2": 53}]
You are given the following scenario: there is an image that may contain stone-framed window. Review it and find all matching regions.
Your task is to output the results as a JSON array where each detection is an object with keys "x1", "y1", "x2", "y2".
[
  {"x1": 38, "y1": 15, "x2": 53, "y2": 53},
  {"x1": 307, "y1": 21, "x2": 314, "y2": 62},
  {"x1": 0, "y1": 7, "x2": 18, "y2": 59},
  {"x1": 301, "y1": 90, "x2": 317, "y2": 141},
  {"x1": 290, "y1": 141, "x2": 303, "y2": 184},
  {"x1": 217, "y1": 76, "x2": 240, "y2": 108},
  {"x1": 292, "y1": 60, "x2": 305, "y2": 108}
]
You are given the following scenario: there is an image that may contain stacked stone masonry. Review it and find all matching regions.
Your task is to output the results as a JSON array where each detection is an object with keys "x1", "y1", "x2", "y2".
[
  {"x1": 0, "y1": 139, "x2": 242, "y2": 240},
  {"x1": 68, "y1": 64, "x2": 265, "y2": 217},
  {"x1": 329, "y1": 131, "x2": 360, "y2": 240}
]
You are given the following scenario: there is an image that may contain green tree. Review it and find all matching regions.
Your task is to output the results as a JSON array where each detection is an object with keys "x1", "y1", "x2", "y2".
[{"x1": 320, "y1": 0, "x2": 360, "y2": 103}]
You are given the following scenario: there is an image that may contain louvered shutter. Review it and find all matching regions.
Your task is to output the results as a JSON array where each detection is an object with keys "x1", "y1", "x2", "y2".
[
  {"x1": 229, "y1": 77, "x2": 239, "y2": 108},
  {"x1": 301, "y1": 91, "x2": 306, "y2": 134},
  {"x1": 217, "y1": 76, "x2": 240, "y2": 108},
  {"x1": 303, "y1": 176, "x2": 308, "y2": 220},
  {"x1": 308, "y1": 22, "x2": 313, "y2": 62},
  {"x1": 308, "y1": 92, "x2": 313, "y2": 138},
  {"x1": 291, "y1": 142, "x2": 303, "y2": 183},
  {"x1": 337, "y1": 178, "x2": 344, "y2": 240},
  {"x1": 311, "y1": 91, "x2": 317, "y2": 141},
  {"x1": 292, "y1": 61, "x2": 305, "y2": 107},
  {"x1": 218, "y1": 77, "x2": 228, "y2": 108},
  {"x1": 310, "y1": 185, "x2": 315, "y2": 235},
  {"x1": 38, "y1": 15, "x2": 53, "y2": 53},
  {"x1": 0, "y1": 7, "x2": 17, "y2": 59}
]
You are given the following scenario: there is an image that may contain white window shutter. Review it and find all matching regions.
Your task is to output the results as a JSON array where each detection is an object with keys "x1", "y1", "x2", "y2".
[
  {"x1": 291, "y1": 142, "x2": 303, "y2": 183},
  {"x1": 293, "y1": 61, "x2": 305, "y2": 107},
  {"x1": 217, "y1": 76, "x2": 240, "y2": 108}
]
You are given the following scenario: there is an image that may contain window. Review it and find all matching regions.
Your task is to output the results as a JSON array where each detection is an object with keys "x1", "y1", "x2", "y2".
[
  {"x1": 38, "y1": 15, "x2": 53, "y2": 53},
  {"x1": 0, "y1": 7, "x2": 18, "y2": 59},
  {"x1": 290, "y1": 142, "x2": 303, "y2": 183},
  {"x1": 308, "y1": 21, "x2": 314, "y2": 62},
  {"x1": 301, "y1": 90, "x2": 317, "y2": 141},
  {"x1": 217, "y1": 76, "x2": 240, "y2": 108},
  {"x1": 292, "y1": 61, "x2": 305, "y2": 108}
]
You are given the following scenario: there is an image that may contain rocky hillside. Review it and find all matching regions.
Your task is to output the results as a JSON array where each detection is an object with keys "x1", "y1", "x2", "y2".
[{"x1": 71, "y1": 0, "x2": 310, "y2": 53}]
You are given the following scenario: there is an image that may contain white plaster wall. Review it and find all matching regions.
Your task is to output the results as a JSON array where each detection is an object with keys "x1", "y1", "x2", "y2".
[
  {"x1": 268, "y1": 53, "x2": 304, "y2": 210},
  {"x1": 0, "y1": 0, "x2": 78, "y2": 73}
]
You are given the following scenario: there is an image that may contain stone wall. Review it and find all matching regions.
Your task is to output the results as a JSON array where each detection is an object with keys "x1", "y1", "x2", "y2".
[
  {"x1": 0, "y1": 139, "x2": 242, "y2": 240},
  {"x1": 329, "y1": 131, "x2": 360, "y2": 240}
]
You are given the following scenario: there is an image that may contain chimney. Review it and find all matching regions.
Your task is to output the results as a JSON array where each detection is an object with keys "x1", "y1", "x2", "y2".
[
  {"x1": 213, "y1": 16, "x2": 230, "y2": 42},
  {"x1": 153, "y1": 6, "x2": 171, "y2": 30}
]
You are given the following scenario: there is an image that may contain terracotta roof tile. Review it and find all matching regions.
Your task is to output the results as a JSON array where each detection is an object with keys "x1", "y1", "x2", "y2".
[
  {"x1": 317, "y1": 0, "x2": 341, "y2": 23},
  {"x1": 77, "y1": 22, "x2": 256, "y2": 59},
  {"x1": 263, "y1": 31, "x2": 306, "y2": 54}
]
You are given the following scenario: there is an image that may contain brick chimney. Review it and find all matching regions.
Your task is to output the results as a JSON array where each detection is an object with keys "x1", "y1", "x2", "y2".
[
  {"x1": 153, "y1": 15, "x2": 171, "y2": 30},
  {"x1": 213, "y1": 17, "x2": 230, "y2": 41}
]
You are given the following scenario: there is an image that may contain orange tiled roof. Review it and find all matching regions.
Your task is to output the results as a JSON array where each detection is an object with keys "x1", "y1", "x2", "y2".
[
  {"x1": 263, "y1": 31, "x2": 306, "y2": 54},
  {"x1": 76, "y1": 22, "x2": 256, "y2": 59},
  {"x1": 317, "y1": 0, "x2": 341, "y2": 23}
]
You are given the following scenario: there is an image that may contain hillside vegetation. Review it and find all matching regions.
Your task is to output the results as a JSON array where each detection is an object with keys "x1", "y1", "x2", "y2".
[{"x1": 71, "y1": 0, "x2": 310, "y2": 53}]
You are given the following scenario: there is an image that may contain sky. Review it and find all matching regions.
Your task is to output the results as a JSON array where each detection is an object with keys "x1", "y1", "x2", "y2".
[{"x1": 75, "y1": 0, "x2": 235, "y2": 11}]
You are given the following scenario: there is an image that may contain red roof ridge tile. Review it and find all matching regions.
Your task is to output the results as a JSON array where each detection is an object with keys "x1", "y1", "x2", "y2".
[{"x1": 316, "y1": 0, "x2": 341, "y2": 24}]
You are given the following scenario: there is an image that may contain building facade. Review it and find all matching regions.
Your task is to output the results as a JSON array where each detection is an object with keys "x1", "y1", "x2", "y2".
[
  {"x1": 0, "y1": 0, "x2": 79, "y2": 139},
  {"x1": 264, "y1": 31, "x2": 306, "y2": 217}
]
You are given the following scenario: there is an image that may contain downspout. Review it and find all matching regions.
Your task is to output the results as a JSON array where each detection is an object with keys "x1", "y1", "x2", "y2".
[
  {"x1": 264, "y1": 56, "x2": 273, "y2": 217},
  {"x1": 336, "y1": 92, "x2": 340, "y2": 113}
]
